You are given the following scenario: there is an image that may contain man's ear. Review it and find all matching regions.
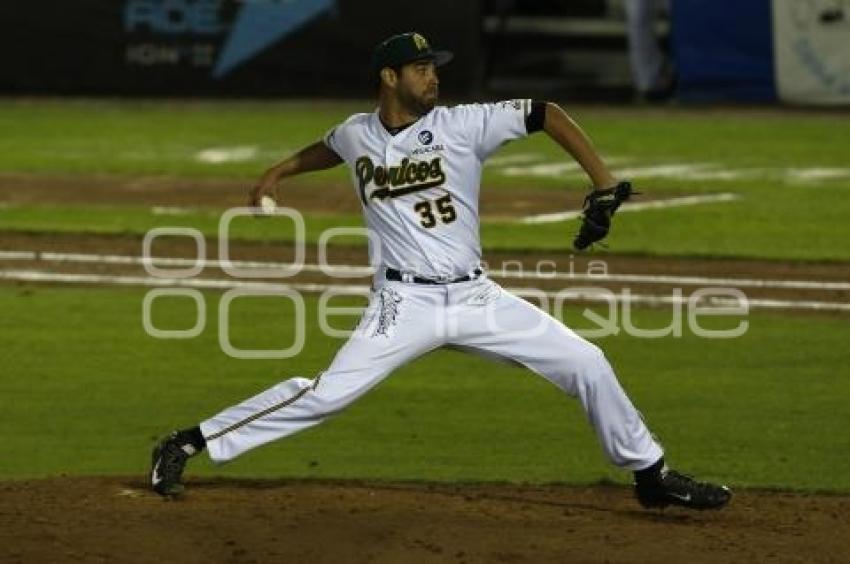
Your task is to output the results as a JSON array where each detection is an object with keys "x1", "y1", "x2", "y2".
[{"x1": 380, "y1": 67, "x2": 397, "y2": 89}]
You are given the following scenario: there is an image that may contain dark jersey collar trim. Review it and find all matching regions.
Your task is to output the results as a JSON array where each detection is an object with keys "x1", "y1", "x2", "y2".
[{"x1": 379, "y1": 117, "x2": 417, "y2": 136}]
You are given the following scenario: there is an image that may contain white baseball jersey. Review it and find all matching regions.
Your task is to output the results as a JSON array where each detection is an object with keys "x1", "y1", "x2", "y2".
[{"x1": 324, "y1": 100, "x2": 533, "y2": 279}]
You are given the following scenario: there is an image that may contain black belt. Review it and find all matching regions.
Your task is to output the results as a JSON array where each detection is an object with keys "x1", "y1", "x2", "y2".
[{"x1": 385, "y1": 267, "x2": 482, "y2": 285}]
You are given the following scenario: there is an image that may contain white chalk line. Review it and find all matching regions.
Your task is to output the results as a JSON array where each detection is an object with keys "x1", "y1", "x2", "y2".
[
  {"x1": 193, "y1": 146, "x2": 293, "y2": 165},
  {"x1": 1, "y1": 269, "x2": 848, "y2": 312},
  {"x1": 151, "y1": 206, "x2": 197, "y2": 216},
  {"x1": 521, "y1": 193, "x2": 740, "y2": 224},
  {"x1": 195, "y1": 146, "x2": 258, "y2": 164},
  {"x1": 0, "y1": 269, "x2": 366, "y2": 295},
  {"x1": 1, "y1": 249, "x2": 849, "y2": 291},
  {"x1": 491, "y1": 159, "x2": 850, "y2": 183}
]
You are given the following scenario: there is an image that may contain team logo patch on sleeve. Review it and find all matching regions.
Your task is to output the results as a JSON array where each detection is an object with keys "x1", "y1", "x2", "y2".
[{"x1": 497, "y1": 99, "x2": 530, "y2": 114}]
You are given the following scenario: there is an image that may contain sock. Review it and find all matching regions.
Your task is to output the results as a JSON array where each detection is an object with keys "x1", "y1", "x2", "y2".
[
  {"x1": 634, "y1": 457, "x2": 666, "y2": 486},
  {"x1": 178, "y1": 426, "x2": 206, "y2": 456}
]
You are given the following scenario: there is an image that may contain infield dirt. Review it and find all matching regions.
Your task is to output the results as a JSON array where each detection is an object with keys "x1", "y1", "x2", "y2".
[{"x1": 1, "y1": 477, "x2": 847, "y2": 564}]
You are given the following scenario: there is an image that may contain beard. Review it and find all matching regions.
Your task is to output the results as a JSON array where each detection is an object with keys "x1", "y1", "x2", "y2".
[{"x1": 398, "y1": 85, "x2": 438, "y2": 116}]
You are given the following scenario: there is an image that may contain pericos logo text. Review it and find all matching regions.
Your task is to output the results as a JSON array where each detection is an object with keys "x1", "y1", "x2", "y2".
[{"x1": 355, "y1": 156, "x2": 447, "y2": 204}]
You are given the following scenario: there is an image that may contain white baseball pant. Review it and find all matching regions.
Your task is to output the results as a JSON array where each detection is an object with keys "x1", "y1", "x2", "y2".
[{"x1": 200, "y1": 276, "x2": 663, "y2": 470}]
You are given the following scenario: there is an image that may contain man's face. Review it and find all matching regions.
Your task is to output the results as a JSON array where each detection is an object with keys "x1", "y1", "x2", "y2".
[{"x1": 394, "y1": 60, "x2": 439, "y2": 116}]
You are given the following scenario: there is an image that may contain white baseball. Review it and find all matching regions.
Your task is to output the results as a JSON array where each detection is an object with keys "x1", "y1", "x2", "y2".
[{"x1": 260, "y1": 195, "x2": 277, "y2": 214}]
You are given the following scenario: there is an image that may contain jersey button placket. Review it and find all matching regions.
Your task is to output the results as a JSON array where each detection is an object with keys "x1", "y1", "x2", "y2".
[{"x1": 384, "y1": 145, "x2": 397, "y2": 207}]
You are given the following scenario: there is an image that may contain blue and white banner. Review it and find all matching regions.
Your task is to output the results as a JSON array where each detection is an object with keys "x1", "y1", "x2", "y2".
[
  {"x1": 123, "y1": 0, "x2": 334, "y2": 79},
  {"x1": 773, "y1": 0, "x2": 850, "y2": 104}
]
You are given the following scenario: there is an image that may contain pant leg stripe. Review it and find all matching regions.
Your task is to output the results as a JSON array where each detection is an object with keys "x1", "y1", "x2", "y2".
[{"x1": 205, "y1": 386, "x2": 311, "y2": 441}]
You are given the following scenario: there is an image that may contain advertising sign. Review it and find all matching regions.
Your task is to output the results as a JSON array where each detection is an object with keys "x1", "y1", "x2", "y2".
[
  {"x1": 0, "y1": 0, "x2": 480, "y2": 96},
  {"x1": 773, "y1": 0, "x2": 850, "y2": 104}
]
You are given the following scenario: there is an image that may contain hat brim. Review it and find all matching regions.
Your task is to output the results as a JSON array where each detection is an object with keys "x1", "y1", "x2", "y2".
[
  {"x1": 411, "y1": 50, "x2": 453, "y2": 68},
  {"x1": 432, "y1": 50, "x2": 454, "y2": 67}
]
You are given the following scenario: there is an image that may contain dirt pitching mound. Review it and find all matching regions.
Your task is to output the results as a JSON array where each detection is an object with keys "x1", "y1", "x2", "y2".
[{"x1": 1, "y1": 477, "x2": 846, "y2": 564}]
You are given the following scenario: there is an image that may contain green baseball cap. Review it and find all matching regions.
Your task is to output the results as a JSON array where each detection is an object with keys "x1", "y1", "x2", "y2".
[{"x1": 371, "y1": 32, "x2": 453, "y2": 75}]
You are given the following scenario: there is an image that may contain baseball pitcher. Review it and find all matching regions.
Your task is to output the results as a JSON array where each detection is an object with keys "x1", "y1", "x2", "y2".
[{"x1": 151, "y1": 32, "x2": 731, "y2": 510}]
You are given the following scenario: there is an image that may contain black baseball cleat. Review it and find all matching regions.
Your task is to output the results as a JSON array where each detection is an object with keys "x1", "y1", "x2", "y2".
[
  {"x1": 635, "y1": 467, "x2": 732, "y2": 510},
  {"x1": 150, "y1": 431, "x2": 197, "y2": 497}
]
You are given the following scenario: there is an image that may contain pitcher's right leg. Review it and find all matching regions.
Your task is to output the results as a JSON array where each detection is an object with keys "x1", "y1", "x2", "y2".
[
  {"x1": 200, "y1": 284, "x2": 443, "y2": 463},
  {"x1": 151, "y1": 284, "x2": 443, "y2": 495}
]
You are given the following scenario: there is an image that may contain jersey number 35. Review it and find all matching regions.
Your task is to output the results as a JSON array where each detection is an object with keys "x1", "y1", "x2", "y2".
[{"x1": 414, "y1": 194, "x2": 457, "y2": 229}]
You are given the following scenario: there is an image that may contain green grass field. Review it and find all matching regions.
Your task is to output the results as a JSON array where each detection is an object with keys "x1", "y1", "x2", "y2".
[
  {"x1": 2, "y1": 285, "x2": 849, "y2": 490},
  {"x1": 1, "y1": 100, "x2": 849, "y2": 260},
  {"x1": 1, "y1": 99, "x2": 848, "y2": 493}
]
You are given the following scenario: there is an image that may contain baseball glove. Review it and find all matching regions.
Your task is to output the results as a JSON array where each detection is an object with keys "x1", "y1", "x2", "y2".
[{"x1": 573, "y1": 181, "x2": 636, "y2": 250}]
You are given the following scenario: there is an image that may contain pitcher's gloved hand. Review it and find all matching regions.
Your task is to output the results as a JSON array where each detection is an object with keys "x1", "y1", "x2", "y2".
[{"x1": 573, "y1": 181, "x2": 636, "y2": 250}]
